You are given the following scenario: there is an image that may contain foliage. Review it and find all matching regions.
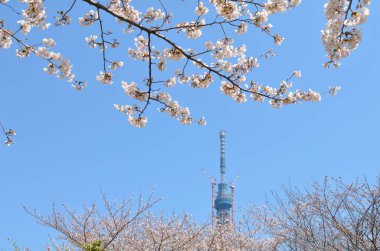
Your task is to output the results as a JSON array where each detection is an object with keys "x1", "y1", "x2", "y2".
[{"x1": 83, "y1": 240, "x2": 104, "y2": 251}]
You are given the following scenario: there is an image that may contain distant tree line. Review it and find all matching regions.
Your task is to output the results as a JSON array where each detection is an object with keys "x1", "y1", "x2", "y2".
[{"x1": 11, "y1": 175, "x2": 379, "y2": 250}]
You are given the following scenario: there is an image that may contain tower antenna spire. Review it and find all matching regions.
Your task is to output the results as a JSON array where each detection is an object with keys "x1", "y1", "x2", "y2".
[{"x1": 220, "y1": 130, "x2": 226, "y2": 184}]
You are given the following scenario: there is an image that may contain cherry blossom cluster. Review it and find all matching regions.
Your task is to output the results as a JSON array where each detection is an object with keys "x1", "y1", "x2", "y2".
[
  {"x1": 265, "y1": 0, "x2": 302, "y2": 13},
  {"x1": 0, "y1": 0, "x2": 365, "y2": 128},
  {"x1": 79, "y1": 10, "x2": 98, "y2": 27},
  {"x1": 115, "y1": 81, "x2": 206, "y2": 127},
  {"x1": 29, "y1": 193, "x2": 282, "y2": 250},
  {"x1": 128, "y1": 36, "x2": 149, "y2": 61},
  {"x1": 322, "y1": 0, "x2": 371, "y2": 67},
  {"x1": 176, "y1": 20, "x2": 206, "y2": 39},
  {"x1": 20, "y1": 176, "x2": 380, "y2": 249},
  {"x1": 19, "y1": 0, "x2": 50, "y2": 33},
  {"x1": 211, "y1": 0, "x2": 241, "y2": 20},
  {"x1": 143, "y1": 7, "x2": 166, "y2": 24},
  {"x1": 36, "y1": 45, "x2": 75, "y2": 83},
  {"x1": 109, "y1": 0, "x2": 141, "y2": 24},
  {"x1": 0, "y1": 0, "x2": 80, "y2": 87},
  {"x1": 249, "y1": 176, "x2": 380, "y2": 250},
  {"x1": 0, "y1": 28, "x2": 12, "y2": 48},
  {"x1": 0, "y1": 25, "x2": 76, "y2": 85},
  {"x1": 0, "y1": 122, "x2": 16, "y2": 146}
]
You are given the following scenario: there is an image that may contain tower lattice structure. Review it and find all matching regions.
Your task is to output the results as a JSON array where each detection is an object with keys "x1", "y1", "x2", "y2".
[{"x1": 212, "y1": 130, "x2": 235, "y2": 227}]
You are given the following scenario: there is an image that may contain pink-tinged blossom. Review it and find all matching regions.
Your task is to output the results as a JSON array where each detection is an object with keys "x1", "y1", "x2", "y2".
[
  {"x1": 274, "y1": 34, "x2": 284, "y2": 45},
  {"x1": 198, "y1": 117, "x2": 207, "y2": 126},
  {"x1": 110, "y1": 61, "x2": 123, "y2": 70},
  {"x1": 128, "y1": 116, "x2": 147, "y2": 128},
  {"x1": 114, "y1": 104, "x2": 136, "y2": 115},
  {"x1": 79, "y1": 10, "x2": 98, "y2": 27},
  {"x1": 54, "y1": 11, "x2": 72, "y2": 26},
  {"x1": 57, "y1": 59, "x2": 75, "y2": 82},
  {"x1": 16, "y1": 47, "x2": 32, "y2": 58},
  {"x1": 0, "y1": 29, "x2": 12, "y2": 48},
  {"x1": 251, "y1": 11, "x2": 268, "y2": 24},
  {"x1": 71, "y1": 81, "x2": 88, "y2": 91},
  {"x1": 190, "y1": 73, "x2": 213, "y2": 88},
  {"x1": 212, "y1": 0, "x2": 240, "y2": 20},
  {"x1": 3, "y1": 128, "x2": 16, "y2": 146},
  {"x1": 293, "y1": 70, "x2": 301, "y2": 78},
  {"x1": 157, "y1": 59, "x2": 167, "y2": 71},
  {"x1": 329, "y1": 85, "x2": 341, "y2": 96},
  {"x1": 43, "y1": 63, "x2": 58, "y2": 75},
  {"x1": 4, "y1": 138, "x2": 15, "y2": 146},
  {"x1": 128, "y1": 36, "x2": 149, "y2": 61},
  {"x1": 20, "y1": 0, "x2": 50, "y2": 31},
  {"x1": 165, "y1": 77, "x2": 176, "y2": 87},
  {"x1": 96, "y1": 71, "x2": 113, "y2": 84},
  {"x1": 85, "y1": 35, "x2": 98, "y2": 48},
  {"x1": 176, "y1": 20, "x2": 205, "y2": 39},
  {"x1": 291, "y1": 0, "x2": 302, "y2": 6},
  {"x1": 42, "y1": 38, "x2": 55, "y2": 47},
  {"x1": 121, "y1": 81, "x2": 148, "y2": 102},
  {"x1": 195, "y1": 2, "x2": 209, "y2": 16},
  {"x1": 265, "y1": 2, "x2": 287, "y2": 14},
  {"x1": 109, "y1": 0, "x2": 141, "y2": 23},
  {"x1": 0, "y1": 0, "x2": 363, "y2": 127},
  {"x1": 163, "y1": 47, "x2": 185, "y2": 61},
  {"x1": 236, "y1": 22, "x2": 248, "y2": 34},
  {"x1": 322, "y1": 0, "x2": 370, "y2": 66},
  {"x1": 143, "y1": 7, "x2": 165, "y2": 24},
  {"x1": 17, "y1": 20, "x2": 32, "y2": 34}
]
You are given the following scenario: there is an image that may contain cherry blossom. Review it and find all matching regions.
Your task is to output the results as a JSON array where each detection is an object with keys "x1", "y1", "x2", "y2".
[
  {"x1": 0, "y1": 0, "x2": 370, "y2": 128},
  {"x1": 322, "y1": 0, "x2": 371, "y2": 67},
  {"x1": 16, "y1": 175, "x2": 380, "y2": 249},
  {"x1": 96, "y1": 71, "x2": 113, "y2": 84},
  {"x1": 0, "y1": 122, "x2": 16, "y2": 146}
]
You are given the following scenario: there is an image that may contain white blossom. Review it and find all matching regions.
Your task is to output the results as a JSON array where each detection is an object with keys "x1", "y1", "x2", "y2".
[
  {"x1": 329, "y1": 85, "x2": 341, "y2": 96},
  {"x1": 143, "y1": 7, "x2": 165, "y2": 23},
  {"x1": 236, "y1": 22, "x2": 248, "y2": 34},
  {"x1": 322, "y1": 0, "x2": 370, "y2": 66},
  {"x1": 198, "y1": 116, "x2": 207, "y2": 126},
  {"x1": 128, "y1": 115, "x2": 147, "y2": 128},
  {"x1": 293, "y1": 70, "x2": 301, "y2": 78},
  {"x1": 0, "y1": 0, "x2": 363, "y2": 127},
  {"x1": 165, "y1": 77, "x2": 176, "y2": 87},
  {"x1": 79, "y1": 10, "x2": 98, "y2": 27},
  {"x1": 19, "y1": 0, "x2": 50, "y2": 32},
  {"x1": 211, "y1": 0, "x2": 240, "y2": 20},
  {"x1": 274, "y1": 34, "x2": 284, "y2": 45},
  {"x1": 195, "y1": 2, "x2": 209, "y2": 16},
  {"x1": 96, "y1": 71, "x2": 113, "y2": 84},
  {"x1": 110, "y1": 61, "x2": 124, "y2": 70},
  {"x1": 114, "y1": 104, "x2": 136, "y2": 115},
  {"x1": 42, "y1": 38, "x2": 55, "y2": 47},
  {"x1": 0, "y1": 29, "x2": 12, "y2": 48},
  {"x1": 85, "y1": 35, "x2": 98, "y2": 48},
  {"x1": 17, "y1": 20, "x2": 31, "y2": 34}
]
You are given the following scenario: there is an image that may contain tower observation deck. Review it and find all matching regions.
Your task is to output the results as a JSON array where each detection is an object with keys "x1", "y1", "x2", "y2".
[{"x1": 214, "y1": 130, "x2": 233, "y2": 225}]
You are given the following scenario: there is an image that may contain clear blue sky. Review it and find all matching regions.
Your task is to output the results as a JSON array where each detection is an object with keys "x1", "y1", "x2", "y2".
[{"x1": 1, "y1": 1, "x2": 380, "y2": 249}]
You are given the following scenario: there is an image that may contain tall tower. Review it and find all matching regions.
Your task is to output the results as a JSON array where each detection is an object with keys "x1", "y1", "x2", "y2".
[{"x1": 214, "y1": 130, "x2": 233, "y2": 225}]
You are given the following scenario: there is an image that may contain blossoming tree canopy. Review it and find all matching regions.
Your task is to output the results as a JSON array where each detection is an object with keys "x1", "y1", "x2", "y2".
[{"x1": 0, "y1": 0, "x2": 371, "y2": 128}]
